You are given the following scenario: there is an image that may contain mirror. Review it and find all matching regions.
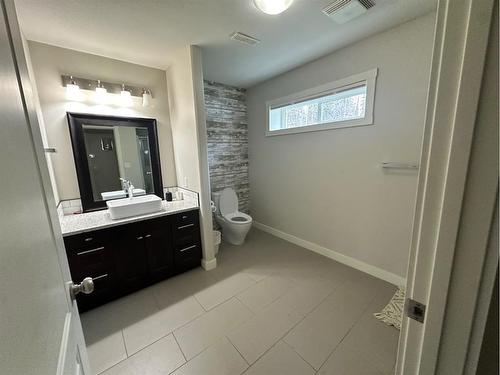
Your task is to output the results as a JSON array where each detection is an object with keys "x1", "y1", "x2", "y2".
[{"x1": 67, "y1": 113, "x2": 163, "y2": 212}]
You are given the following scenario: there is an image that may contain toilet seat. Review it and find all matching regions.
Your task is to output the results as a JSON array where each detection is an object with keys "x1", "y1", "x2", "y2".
[
  {"x1": 219, "y1": 188, "x2": 239, "y2": 216},
  {"x1": 223, "y1": 212, "x2": 252, "y2": 225}
]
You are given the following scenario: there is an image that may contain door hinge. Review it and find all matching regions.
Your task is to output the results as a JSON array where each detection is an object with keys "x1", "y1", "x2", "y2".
[{"x1": 406, "y1": 298, "x2": 426, "y2": 323}]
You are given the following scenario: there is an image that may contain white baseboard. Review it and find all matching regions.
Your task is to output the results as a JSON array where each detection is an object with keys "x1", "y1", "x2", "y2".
[
  {"x1": 253, "y1": 221, "x2": 406, "y2": 286},
  {"x1": 201, "y1": 257, "x2": 217, "y2": 271}
]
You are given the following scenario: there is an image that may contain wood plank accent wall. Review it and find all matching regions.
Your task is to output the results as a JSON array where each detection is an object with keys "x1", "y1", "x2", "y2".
[{"x1": 204, "y1": 80, "x2": 249, "y2": 214}]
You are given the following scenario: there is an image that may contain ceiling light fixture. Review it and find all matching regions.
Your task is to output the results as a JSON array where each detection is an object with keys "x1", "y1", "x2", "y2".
[{"x1": 253, "y1": 0, "x2": 294, "y2": 15}]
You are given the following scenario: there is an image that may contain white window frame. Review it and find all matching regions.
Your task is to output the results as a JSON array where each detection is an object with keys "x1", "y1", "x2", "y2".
[{"x1": 265, "y1": 68, "x2": 378, "y2": 136}]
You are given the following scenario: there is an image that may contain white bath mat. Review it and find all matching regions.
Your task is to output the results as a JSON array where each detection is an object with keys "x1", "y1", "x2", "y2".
[{"x1": 374, "y1": 286, "x2": 405, "y2": 330}]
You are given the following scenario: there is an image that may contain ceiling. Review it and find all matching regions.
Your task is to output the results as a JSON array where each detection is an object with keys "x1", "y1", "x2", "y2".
[{"x1": 15, "y1": 0, "x2": 436, "y2": 88}]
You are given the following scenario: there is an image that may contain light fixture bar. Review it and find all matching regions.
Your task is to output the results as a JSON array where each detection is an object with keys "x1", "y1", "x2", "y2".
[{"x1": 61, "y1": 75, "x2": 152, "y2": 98}]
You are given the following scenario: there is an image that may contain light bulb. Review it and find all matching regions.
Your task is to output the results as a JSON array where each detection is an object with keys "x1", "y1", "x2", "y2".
[
  {"x1": 94, "y1": 80, "x2": 107, "y2": 102},
  {"x1": 142, "y1": 89, "x2": 152, "y2": 107},
  {"x1": 253, "y1": 0, "x2": 294, "y2": 15},
  {"x1": 66, "y1": 76, "x2": 81, "y2": 100},
  {"x1": 120, "y1": 84, "x2": 132, "y2": 106}
]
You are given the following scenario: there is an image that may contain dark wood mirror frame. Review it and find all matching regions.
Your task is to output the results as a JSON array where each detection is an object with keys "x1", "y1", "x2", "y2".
[{"x1": 67, "y1": 112, "x2": 163, "y2": 212}]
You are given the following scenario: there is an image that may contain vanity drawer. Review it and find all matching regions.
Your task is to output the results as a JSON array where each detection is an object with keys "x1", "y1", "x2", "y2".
[
  {"x1": 174, "y1": 230, "x2": 200, "y2": 248},
  {"x1": 67, "y1": 244, "x2": 113, "y2": 279},
  {"x1": 172, "y1": 210, "x2": 199, "y2": 229},
  {"x1": 64, "y1": 230, "x2": 110, "y2": 254},
  {"x1": 174, "y1": 242, "x2": 202, "y2": 271},
  {"x1": 172, "y1": 210, "x2": 200, "y2": 243}
]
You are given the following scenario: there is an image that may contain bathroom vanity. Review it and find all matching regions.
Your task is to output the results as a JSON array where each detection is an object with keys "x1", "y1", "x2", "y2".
[
  {"x1": 58, "y1": 112, "x2": 204, "y2": 312},
  {"x1": 61, "y1": 201, "x2": 202, "y2": 311}
]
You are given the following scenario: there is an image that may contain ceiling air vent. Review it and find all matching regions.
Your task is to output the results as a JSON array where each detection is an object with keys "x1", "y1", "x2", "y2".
[
  {"x1": 322, "y1": 0, "x2": 375, "y2": 24},
  {"x1": 230, "y1": 32, "x2": 260, "y2": 46}
]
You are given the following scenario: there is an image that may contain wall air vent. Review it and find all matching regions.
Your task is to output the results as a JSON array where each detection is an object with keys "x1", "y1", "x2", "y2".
[
  {"x1": 322, "y1": 0, "x2": 375, "y2": 24},
  {"x1": 229, "y1": 32, "x2": 261, "y2": 46}
]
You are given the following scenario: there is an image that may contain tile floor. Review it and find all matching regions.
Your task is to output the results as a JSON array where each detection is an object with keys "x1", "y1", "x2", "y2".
[{"x1": 81, "y1": 228, "x2": 400, "y2": 375}]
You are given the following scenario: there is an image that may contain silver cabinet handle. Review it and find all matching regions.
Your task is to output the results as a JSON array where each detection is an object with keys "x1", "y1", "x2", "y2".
[
  {"x1": 178, "y1": 223, "x2": 194, "y2": 230},
  {"x1": 84, "y1": 237, "x2": 93, "y2": 242},
  {"x1": 69, "y1": 277, "x2": 94, "y2": 300},
  {"x1": 180, "y1": 245, "x2": 197, "y2": 253},
  {"x1": 145, "y1": 234, "x2": 152, "y2": 238},
  {"x1": 137, "y1": 236, "x2": 144, "y2": 240},
  {"x1": 93, "y1": 273, "x2": 108, "y2": 281},
  {"x1": 77, "y1": 246, "x2": 104, "y2": 256}
]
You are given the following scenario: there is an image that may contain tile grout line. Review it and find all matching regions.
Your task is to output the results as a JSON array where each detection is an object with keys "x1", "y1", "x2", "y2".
[
  {"x1": 173, "y1": 296, "x2": 256, "y2": 364},
  {"x1": 99, "y1": 328, "x2": 195, "y2": 375},
  {"x1": 94, "y1": 330, "x2": 130, "y2": 374},
  {"x1": 226, "y1": 335, "x2": 251, "y2": 367},
  {"x1": 172, "y1": 332, "x2": 188, "y2": 363},
  {"x1": 166, "y1": 361, "x2": 187, "y2": 375},
  {"x1": 121, "y1": 330, "x2": 129, "y2": 358},
  {"x1": 237, "y1": 307, "x2": 310, "y2": 368},
  {"x1": 193, "y1": 293, "x2": 209, "y2": 312},
  {"x1": 312, "y1": 285, "x2": 386, "y2": 372},
  {"x1": 195, "y1": 276, "x2": 258, "y2": 312},
  {"x1": 107, "y1": 330, "x2": 187, "y2": 374},
  {"x1": 281, "y1": 340, "x2": 318, "y2": 373}
]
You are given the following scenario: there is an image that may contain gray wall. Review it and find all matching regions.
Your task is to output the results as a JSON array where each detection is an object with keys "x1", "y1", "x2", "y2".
[
  {"x1": 27, "y1": 41, "x2": 177, "y2": 201},
  {"x1": 204, "y1": 81, "x2": 249, "y2": 213},
  {"x1": 247, "y1": 13, "x2": 436, "y2": 278}
]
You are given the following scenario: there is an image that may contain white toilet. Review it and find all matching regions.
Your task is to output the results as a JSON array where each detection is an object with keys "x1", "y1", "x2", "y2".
[{"x1": 212, "y1": 188, "x2": 252, "y2": 245}]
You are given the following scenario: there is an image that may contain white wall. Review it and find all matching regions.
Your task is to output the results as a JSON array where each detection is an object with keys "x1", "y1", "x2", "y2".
[
  {"x1": 166, "y1": 46, "x2": 215, "y2": 269},
  {"x1": 247, "y1": 13, "x2": 436, "y2": 279},
  {"x1": 27, "y1": 41, "x2": 177, "y2": 201},
  {"x1": 21, "y1": 37, "x2": 60, "y2": 204},
  {"x1": 166, "y1": 46, "x2": 202, "y2": 192}
]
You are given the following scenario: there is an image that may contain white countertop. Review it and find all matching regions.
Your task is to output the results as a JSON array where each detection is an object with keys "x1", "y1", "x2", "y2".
[{"x1": 59, "y1": 200, "x2": 199, "y2": 237}]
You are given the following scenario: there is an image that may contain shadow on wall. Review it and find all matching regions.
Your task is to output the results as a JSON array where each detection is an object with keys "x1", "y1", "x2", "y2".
[{"x1": 204, "y1": 80, "x2": 249, "y2": 229}]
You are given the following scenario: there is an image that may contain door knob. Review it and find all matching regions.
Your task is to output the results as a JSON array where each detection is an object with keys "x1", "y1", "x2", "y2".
[{"x1": 69, "y1": 277, "x2": 94, "y2": 300}]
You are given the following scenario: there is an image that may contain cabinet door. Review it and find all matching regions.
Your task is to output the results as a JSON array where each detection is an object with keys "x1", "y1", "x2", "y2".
[
  {"x1": 143, "y1": 217, "x2": 174, "y2": 282},
  {"x1": 113, "y1": 223, "x2": 148, "y2": 294}
]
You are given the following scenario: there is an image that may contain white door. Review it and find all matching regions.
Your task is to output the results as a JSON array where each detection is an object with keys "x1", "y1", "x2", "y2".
[
  {"x1": 396, "y1": 0, "x2": 496, "y2": 374},
  {"x1": 0, "y1": 1, "x2": 91, "y2": 374}
]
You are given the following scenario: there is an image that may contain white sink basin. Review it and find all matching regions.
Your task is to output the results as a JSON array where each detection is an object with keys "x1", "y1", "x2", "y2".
[{"x1": 107, "y1": 194, "x2": 162, "y2": 220}]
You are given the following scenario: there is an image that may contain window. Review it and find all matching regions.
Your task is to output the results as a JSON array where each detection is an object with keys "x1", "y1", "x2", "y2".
[{"x1": 266, "y1": 69, "x2": 377, "y2": 136}]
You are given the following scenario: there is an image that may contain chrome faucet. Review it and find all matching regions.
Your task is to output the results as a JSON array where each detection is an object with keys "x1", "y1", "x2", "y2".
[{"x1": 119, "y1": 178, "x2": 135, "y2": 198}]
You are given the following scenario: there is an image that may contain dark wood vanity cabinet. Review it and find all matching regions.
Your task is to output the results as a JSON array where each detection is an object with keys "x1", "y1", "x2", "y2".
[{"x1": 63, "y1": 209, "x2": 202, "y2": 311}]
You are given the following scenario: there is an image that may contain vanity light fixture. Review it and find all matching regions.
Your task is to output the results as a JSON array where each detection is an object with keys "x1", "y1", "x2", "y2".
[
  {"x1": 253, "y1": 0, "x2": 294, "y2": 15},
  {"x1": 142, "y1": 89, "x2": 152, "y2": 107},
  {"x1": 61, "y1": 75, "x2": 152, "y2": 105}
]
